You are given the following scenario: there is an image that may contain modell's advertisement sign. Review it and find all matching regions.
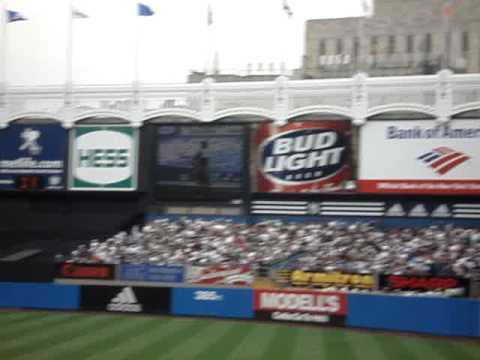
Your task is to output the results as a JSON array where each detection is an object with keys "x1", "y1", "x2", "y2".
[
  {"x1": 358, "y1": 120, "x2": 480, "y2": 194},
  {"x1": 0, "y1": 124, "x2": 66, "y2": 190},
  {"x1": 254, "y1": 289, "x2": 347, "y2": 326},
  {"x1": 252, "y1": 121, "x2": 352, "y2": 193}
]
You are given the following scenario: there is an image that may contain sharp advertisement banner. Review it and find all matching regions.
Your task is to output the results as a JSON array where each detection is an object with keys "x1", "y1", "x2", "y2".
[
  {"x1": 155, "y1": 125, "x2": 245, "y2": 198},
  {"x1": 252, "y1": 121, "x2": 352, "y2": 193},
  {"x1": 171, "y1": 287, "x2": 254, "y2": 319},
  {"x1": 379, "y1": 274, "x2": 470, "y2": 297},
  {"x1": 80, "y1": 285, "x2": 171, "y2": 314},
  {"x1": 254, "y1": 289, "x2": 347, "y2": 326},
  {"x1": 69, "y1": 126, "x2": 138, "y2": 191},
  {"x1": 0, "y1": 123, "x2": 66, "y2": 190},
  {"x1": 120, "y1": 264, "x2": 184, "y2": 283},
  {"x1": 358, "y1": 120, "x2": 480, "y2": 194}
]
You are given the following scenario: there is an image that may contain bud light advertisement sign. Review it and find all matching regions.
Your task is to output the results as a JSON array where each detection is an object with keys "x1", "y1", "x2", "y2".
[
  {"x1": 252, "y1": 121, "x2": 352, "y2": 192},
  {"x1": 0, "y1": 123, "x2": 67, "y2": 190}
]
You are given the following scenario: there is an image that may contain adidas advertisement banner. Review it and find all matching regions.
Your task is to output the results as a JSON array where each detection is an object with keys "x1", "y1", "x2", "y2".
[
  {"x1": 0, "y1": 124, "x2": 67, "y2": 190},
  {"x1": 80, "y1": 285, "x2": 170, "y2": 314},
  {"x1": 69, "y1": 126, "x2": 138, "y2": 191},
  {"x1": 358, "y1": 120, "x2": 480, "y2": 194}
]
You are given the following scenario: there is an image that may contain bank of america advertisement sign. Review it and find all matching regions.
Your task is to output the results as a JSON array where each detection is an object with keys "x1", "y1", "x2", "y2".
[
  {"x1": 358, "y1": 120, "x2": 480, "y2": 194},
  {"x1": 69, "y1": 126, "x2": 137, "y2": 190},
  {"x1": 252, "y1": 121, "x2": 352, "y2": 193},
  {"x1": 0, "y1": 124, "x2": 66, "y2": 190}
]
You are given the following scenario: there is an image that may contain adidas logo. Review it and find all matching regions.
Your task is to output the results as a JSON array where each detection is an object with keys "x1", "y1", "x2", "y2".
[
  {"x1": 385, "y1": 203, "x2": 406, "y2": 217},
  {"x1": 107, "y1": 287, "x2": 142, "y2": 313}
]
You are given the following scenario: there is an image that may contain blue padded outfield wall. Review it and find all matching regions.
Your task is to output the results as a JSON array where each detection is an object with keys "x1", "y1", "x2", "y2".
[
  {"x1": 0, "y1": 283, "x2": 80, "y2": 310},
  {"x1": 172, "y1": 287, "x2": 253, "y2": 319},
  {"x1": 347, "y1": 294, "x2": 480, "y2": 337}
]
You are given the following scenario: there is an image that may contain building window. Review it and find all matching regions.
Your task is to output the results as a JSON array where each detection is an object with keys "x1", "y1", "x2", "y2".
[
  {"x1": 319, "y1": 39, "x2": 326, "y2": 55},
  {"x1": 336, "y1": 39, "x2": 343, "y2": 54},
  {"x1": 424, "y1": 33, "x2": 432, "y2": 53},
  {"x1": 406, "y1": 35, "x2": 414, "y2": 53},
  {"x1": 353, "y1": 37, "x2": 360, "y2": 59},
  {"x1": 370, "y1": 36, "x2": 378, "y2": 55},
  {"x1": 388, "y1": 35, "x2": 395, "y2": 54},
  {"x1": 462, "y1": 31, "x2": 469, "y2": 52}
]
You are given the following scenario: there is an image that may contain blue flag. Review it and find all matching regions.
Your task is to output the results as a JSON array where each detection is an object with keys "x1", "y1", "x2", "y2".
[
  {"x1": 7, "y1": 10, "x2": 27, "y2": 23},
  {"x1": 138, "y1": 3, "x2": 154, "y2": 16}
]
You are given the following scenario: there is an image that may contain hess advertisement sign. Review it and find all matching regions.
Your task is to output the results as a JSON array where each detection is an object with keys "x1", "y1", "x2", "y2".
[
  {"x1": 254, "y1": 289, "x2": 347, "y2": 326},
  {"x1": 252, "y1": 121, "x2": 352, "y2": 193},
  {"x1": 69, "y1": 126, "x2": 137, "y2": 190},
  {"x1": 0, "y1": 123, "x2": 66, "y2": 190},
  {"x1": 358, "y1": 120, "x2": 480, "y2": 194}
]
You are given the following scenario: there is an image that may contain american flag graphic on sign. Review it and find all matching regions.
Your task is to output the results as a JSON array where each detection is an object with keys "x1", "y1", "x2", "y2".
[{"x1": 417, "y1": 147, "x2": 470, "y2": 175}]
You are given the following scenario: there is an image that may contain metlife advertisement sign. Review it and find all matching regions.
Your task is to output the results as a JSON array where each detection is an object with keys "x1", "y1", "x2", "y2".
[
  {"x1": 0, "y1": 124, "x2": 66, "y2": 190},
  {"x1": 69, "y1": 126, "x2": 138, "y2": 191},
  {"x1": 171, "y1": 287, "x2": 254, "y2": 319},
  {"x1": 358, "y1": 120, "x2": 480, "y2": 194},
  {"x1": 252, "y1": 121, "x2": 352, "y2": 193}
]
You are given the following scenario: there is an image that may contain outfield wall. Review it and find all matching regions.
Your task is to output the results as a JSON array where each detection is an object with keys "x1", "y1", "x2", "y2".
[{"x1": 0, "y1": 282, "x2": 479, "y2": 338}]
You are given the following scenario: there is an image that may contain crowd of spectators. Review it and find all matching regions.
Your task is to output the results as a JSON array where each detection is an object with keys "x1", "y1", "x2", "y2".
[{"x1": 62, "y1": 218, "x2": 480, "y2": 278}]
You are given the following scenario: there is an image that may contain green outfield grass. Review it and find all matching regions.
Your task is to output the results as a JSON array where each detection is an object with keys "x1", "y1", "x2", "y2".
[{"x1": 0, "y1": 311, "x2": 478, "y2": 360}]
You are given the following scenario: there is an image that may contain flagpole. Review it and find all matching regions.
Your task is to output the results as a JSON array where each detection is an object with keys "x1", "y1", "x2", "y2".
[
  {"x1": 0, "y1": 1, "x2": 7, "y2": 88},
  {"x1": 134, "y1": 8, "x2": 140, "y2": 84},
  {"x1": 66, "y1": 1, "x2": 73, "y2": 86}
]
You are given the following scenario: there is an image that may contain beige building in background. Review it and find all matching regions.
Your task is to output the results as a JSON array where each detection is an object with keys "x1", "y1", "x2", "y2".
[{"x1": 303, "y1": 0, "x2": 480, "y2": 79}]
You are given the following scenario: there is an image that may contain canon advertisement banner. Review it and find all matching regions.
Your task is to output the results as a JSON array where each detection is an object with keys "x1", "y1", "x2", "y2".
[
  {"x1": 358, "y1": 120, "x2": 480, "y2": 194},
  {"x1": 254, "y1": 289, "x2": 347, "y2": 326},
  {"x1": 252, "y1": 121, "x2": 352, "y2": 193},
  {"x1": 0, "y1": 123, "x2": 66, "y2": 190},
  {"x1": 80, "y1": 285, "x2": 170, "y2": 314},
  {"x1": 56, "y1": 263, "x2": 115, "y2": 280},
  {"x1": 69, "y1": 126, "x2": 138, "y2": 190},
  {"x1": 289, "y1": 270, "x2": 375, "y2": 291},
  {"x1": 186, "y1": 265, "x2": 254, "y2": 286},
  {"x1": 379, "y1": 274, "x2": 470, "y2": 297}
]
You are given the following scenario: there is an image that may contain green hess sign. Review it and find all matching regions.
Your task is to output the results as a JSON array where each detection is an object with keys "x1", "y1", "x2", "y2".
[{"x1": 69, "y1": 126, "x2": 138, "y2": 190}]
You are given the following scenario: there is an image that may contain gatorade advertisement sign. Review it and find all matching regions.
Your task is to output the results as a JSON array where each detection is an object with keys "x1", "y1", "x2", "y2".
[
  {"x1": 252, "y1": 121, "x2": 352, "y2": 193},
  {"x1": 69, "y1": 126, "x2": 138, "y2": 190}
]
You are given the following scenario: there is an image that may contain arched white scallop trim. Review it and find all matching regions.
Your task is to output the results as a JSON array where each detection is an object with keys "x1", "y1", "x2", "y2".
[
  {"x1": 213, "y1": 107, "x2": 274, "y2": 121},
  {"x1": 367, "y1": 104, "x2": 436, "y2": 118},
  {"x1": 452, "y1": 102, "x2": 480, "y2": 116},
  {"x1": 6, "y1": 111, "x2": 63, "y2": 124},
  {"x1": 73, "y1": 109, "x2": 131, "y2": 123},
  {"x1": 142, "y1": 108, "x2": 202, "y2": 122},
  {"x1": 288, "y1": 106, "x2": 353, "y2": 119}
]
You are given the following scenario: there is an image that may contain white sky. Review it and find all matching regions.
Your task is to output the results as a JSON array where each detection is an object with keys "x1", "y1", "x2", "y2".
[{"x1": 2, "y1": 0, "x2": 367, "y2": 85}]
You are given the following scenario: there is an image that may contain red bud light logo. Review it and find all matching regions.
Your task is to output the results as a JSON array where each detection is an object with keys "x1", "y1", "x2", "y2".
[{"x1": 254, "y1": 122, "x2": 352, "y2": 193}]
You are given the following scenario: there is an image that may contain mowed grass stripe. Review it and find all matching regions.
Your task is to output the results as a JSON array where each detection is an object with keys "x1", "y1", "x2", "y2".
[
  {"x1": 321, "y1": 327, "x2": 360, "y2": 360},
  {"x1": 158, "y1": 320, "x2": 236, "y2": 360},
  {"x1": 118, "y1": 319, "x2": 210, "y2": 360},
  {"x1": 193, "y1": 321, "x2": 255, "y2": 360},
  {"x1": 423, "y1": 337, "x2": 480, "y2": 360},
  {"x1": 227, "y1": 323, "x2": 279, "y2": 360},
  {"x1": 79, "y1": 317, "x2": 175, "y2": 360},
  {"x1": 13, "y1": 315, "x2": 158, "y2": 360},
  {"x1": 0, "y1": 314, "x2": 115, "y2": 359},
  {"x1": 290, "y1": 326, "x2": 329, "y2": 360},
  {"x1": 261, "y1": 324, "x2": 299, "y2": 360},
  {"x1": 344, "y1": 331, "x2": 391, "y2": 360},
  {"x1": 0, "y1": 313, "x2": 78, "y2": 342},
  {"x1": 0, "y1": 311, "x2": 46, "y2": 325},
  {"x1": 371, "y1": 331, "x2": 422, "y2": 360},
  {"x1": 402, "y1": 337, "x2": 451, "y2": 360}
]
